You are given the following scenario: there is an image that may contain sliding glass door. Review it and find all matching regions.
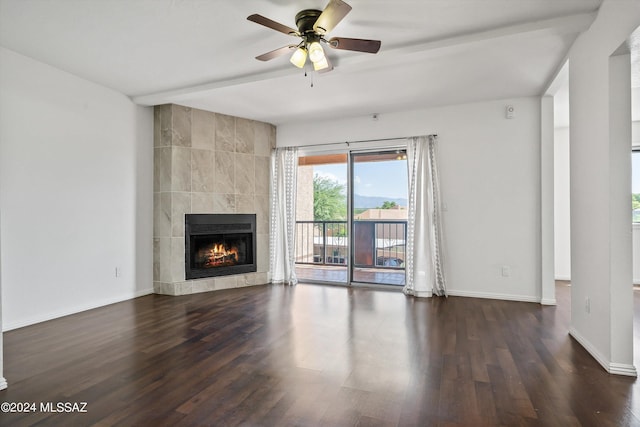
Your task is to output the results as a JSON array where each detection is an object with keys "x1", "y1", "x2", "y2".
[
  {"x1": 295, "y1": 149, "x2": 408, "y2": 287},
  {"x1": 351, "y1": 151, "x2": 408, "y2": 286}
]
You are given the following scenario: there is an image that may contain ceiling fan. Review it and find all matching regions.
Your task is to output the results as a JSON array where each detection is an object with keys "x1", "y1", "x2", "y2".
[{"x1": 247, "y1": 0, "x2": 381, "y2": 73}]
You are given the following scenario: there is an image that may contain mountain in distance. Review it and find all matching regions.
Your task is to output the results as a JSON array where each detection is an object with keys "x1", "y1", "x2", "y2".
[{"x1": 354, "y1": 194, "x2": 408, "y2": 209}]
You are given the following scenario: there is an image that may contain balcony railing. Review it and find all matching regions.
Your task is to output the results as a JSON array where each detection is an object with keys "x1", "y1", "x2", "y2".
[
  {"x1": 296, "y1": 221, "x2": 348, "y2": 265},
  {"x1": 295, "y1": 220, "x2": 407, "y2": 269}
]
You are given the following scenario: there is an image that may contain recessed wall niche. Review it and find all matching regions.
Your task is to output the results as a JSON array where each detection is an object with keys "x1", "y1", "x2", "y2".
[{"x1": 153, "y1": 104, "x2": 274, "y2": 296}]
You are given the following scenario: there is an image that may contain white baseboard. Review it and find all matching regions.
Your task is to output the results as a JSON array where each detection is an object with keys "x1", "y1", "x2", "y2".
[
  {"x1": 569, "y1": 327, "x2": 637, "y2": 377},
  {"x1": 0, "y1": 377, "x2": 7, "y2": 390},
  {"x1": 609, "y1": 362, "x2": 638, "y2": 376},
  {"x1": 447, "y1": 289, "x2": 540, "y2": 303},
  {"x1": 2, "y1": 287, "x2": 154, "y2": 332}
]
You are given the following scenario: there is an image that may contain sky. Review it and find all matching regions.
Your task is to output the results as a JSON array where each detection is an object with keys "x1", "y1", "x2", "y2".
[{"x1": 314, "y1": 159, "x2": 408, "y2": 199}]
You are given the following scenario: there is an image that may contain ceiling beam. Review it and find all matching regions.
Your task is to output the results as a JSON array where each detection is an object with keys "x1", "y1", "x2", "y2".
[{"x1": 132, "y1": 12, "x2": 597, "y2": 106}]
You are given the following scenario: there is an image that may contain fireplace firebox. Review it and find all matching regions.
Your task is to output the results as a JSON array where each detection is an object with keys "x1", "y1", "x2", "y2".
[{"x1": 185, "y1": 214, "x2": 257, "y2": 280}]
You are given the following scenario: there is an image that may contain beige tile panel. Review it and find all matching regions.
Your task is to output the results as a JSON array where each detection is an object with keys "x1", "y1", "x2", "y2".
[
  {"x1": 236, "y1": 118, "x2": 255, "y2": 154},
  {"x1": 171, "y1": 147, "x2": 192, "y2": 192},
  {"x1": 235, "y1": 153, "x2": 255, "y2": 195},
  {"x1": 191, "y1": 149, "x2": 214, "y2": 192},
  {"x1": 153, "y1": 107, "x2": 161, "y2": 147},
  {"x1": 191, "y1": 193, "x2": 214, "y2": 214},
  {"x1": 157, "y1": 237, "x2": 171, "y2": 283},
  {"x1": 171, "y1": 105, "x2": 191, "y2": 147},
  {"x1": 153, "y1": 238, "x2": 160, "y2": 281},
  {"x1": 154, "y1": 192, "x2": 171, "y2": 238},
  {"x1": 170, "y1": 192, "x2": 190, "y2": 237},
  {"x1": 158, "y1": 105, "x2": 172, "y2": 147},
  {"x1": 154, "y1": 147, "x2": 171, "y2": 192},
  {"x1": 179, "y1": 282, "x2": 193, "y2": 296},
  {"x1": 170, "y1": 237, "x2": 186, "y2": 283},
  {"x1": 191, "y1": 108, "x2": 215, "y2": 150},
  {"x1": 236, "y1": 274, "x2": 256, "y2": 288},
  {"x1": 214, "y1": 150, "x2": 234, "y2": 192},
  {"x1": 253, "y1": 121, "x2": 271, "y2": 156},
  {"x1": 255, "y1": 156, "x2": 270, "y2": 195},
  {"x1": 213, "y1": 193, "x2": 236, "y2": 213},
  {"x1": 255, "y1": 195, "x2": 269, "y2": 235},
  {"x1": 235, "y1": 194, "x2": 254, "y2": 214},
  {"x1": 257, "y1": 233, "x2": 269, "y2": 273},
  {"x1": 254, "y1": 272, "x2": 270, "y2": 286},
  {"x1": 269, "y1": 125, "x2": 276, "y2": 150},
  {"x1": 215, "y1": 113, "x2": 235, "y2": 152},
  {"x1": 216, "y1": 276, "x2": 237, "y2": 290},
  {"x1": 153, "y1": 282, "x2": 176, "y2": 295},
  {"x1": 191, "y1": 278, "x2": 217, "y2": 294}
]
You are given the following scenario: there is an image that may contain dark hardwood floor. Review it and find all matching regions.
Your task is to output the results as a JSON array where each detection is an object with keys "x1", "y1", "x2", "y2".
[{"x1": 1, "y1": 282, "x2": 639, "y2": 426}]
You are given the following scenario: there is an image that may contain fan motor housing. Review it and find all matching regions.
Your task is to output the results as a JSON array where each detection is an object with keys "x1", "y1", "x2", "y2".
[{"x1": 295, "y1": 9, "x2": 322, "y2": 34}]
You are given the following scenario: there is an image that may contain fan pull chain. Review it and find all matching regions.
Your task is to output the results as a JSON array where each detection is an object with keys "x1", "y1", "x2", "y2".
[{"x1": 303, "y1": 68, "x2": 314, "y2": 88}]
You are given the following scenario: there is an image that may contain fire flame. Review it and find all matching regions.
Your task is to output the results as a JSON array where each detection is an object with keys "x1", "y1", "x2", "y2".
[{"x1": 204, "y1": 243, "x2": 239, "y2": 267}]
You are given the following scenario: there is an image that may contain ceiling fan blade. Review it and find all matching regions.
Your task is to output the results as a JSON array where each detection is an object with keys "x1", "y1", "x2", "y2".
[
  {"x1": 328, "y1": 37, "x2": 381, "y2": 53},
  {"x1": 313, "y1": 0, "x2": 352, "y2": 34},
  {"x1": 247, "y1": 14, "x2": 298, "y2": 36},
  {"x1": 255, "y1": 45, "x2": 297, "y2": 61}
]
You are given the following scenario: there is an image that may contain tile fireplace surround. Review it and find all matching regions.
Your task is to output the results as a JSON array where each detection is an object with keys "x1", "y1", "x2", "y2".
[{"x1": 153, "y1": 104, "x2": 274, "y2": 295}]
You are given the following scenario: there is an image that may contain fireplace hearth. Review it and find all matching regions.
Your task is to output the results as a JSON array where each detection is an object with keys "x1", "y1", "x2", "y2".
[{"x1": 185, "y1": 214, "x2": 257, "y2": 280}]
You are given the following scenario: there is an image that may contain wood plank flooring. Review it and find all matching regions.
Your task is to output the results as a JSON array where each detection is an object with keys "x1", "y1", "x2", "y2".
[{"x1": 1, "y1": 282, "x2": 639, "y2": 426}]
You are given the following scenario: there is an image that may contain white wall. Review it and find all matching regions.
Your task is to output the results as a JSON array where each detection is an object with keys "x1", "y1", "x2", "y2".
[
  {"x1": 567, "y1": 0, "x2": 640, "y2": 376},
  {"x1": 556, "y1": 110, "x2": 640, "y2": 285},
  {"x1": 0, "y1": 48, "x2": 154, "y2": 331},
  {"x1": 554, "y1": 127, "x2": 571, "y2": 280},
  {"x1": 540, "y1": 96, "x2": 556, "y2": 305},
  {"x1": 0, "y1": 209, "x2": 5, "y2": 390},
  {"x1": 279, "y1": 97, "x2": 543, "y2": 302},
  {"x1": 634, "y1": 121, "x2": 640, "y2": 284}
]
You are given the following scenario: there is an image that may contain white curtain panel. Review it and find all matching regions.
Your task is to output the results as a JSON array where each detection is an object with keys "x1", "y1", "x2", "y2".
[
  {"x1": 404, "y1": 135, "x2": 447, "y2": 297},
  {"x1": 270, "y1": 147, "x2": 298, "y2": 285}
]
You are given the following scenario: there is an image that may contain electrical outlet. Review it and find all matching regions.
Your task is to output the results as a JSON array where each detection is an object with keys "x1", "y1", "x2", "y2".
[
  {"x1": 115, "y1": 267, "x2": 120, "y2": 278},
  {"x1": 585, "y1": 297, "x2": 590, "y2": 313},
  {"x1": 501, "y1": 265, "x2": 511, "y2": 277}
]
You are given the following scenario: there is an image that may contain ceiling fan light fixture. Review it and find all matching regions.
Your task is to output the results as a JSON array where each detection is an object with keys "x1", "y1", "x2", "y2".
[
  {"x1": 308, "y1": 41, "x2": 325, "y2": 63},
  {"x1": 313, "y1": 56, "x2": 329, "y2": 71},
  {"x1": 248, "y1": 1, "x2": 382, "y2": 74},
  {"x1": 290, "y1": 47, "x2": 308, "y2": 68}
]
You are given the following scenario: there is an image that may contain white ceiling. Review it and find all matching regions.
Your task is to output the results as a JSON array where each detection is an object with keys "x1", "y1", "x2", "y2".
[{"x1": 0, "y1": 0, "x2": 604, "y2": 125}]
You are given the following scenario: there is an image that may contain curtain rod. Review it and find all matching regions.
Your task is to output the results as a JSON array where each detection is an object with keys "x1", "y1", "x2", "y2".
[{"x1": 281, "y1": 134, "x2": 438, "y2": 150}]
